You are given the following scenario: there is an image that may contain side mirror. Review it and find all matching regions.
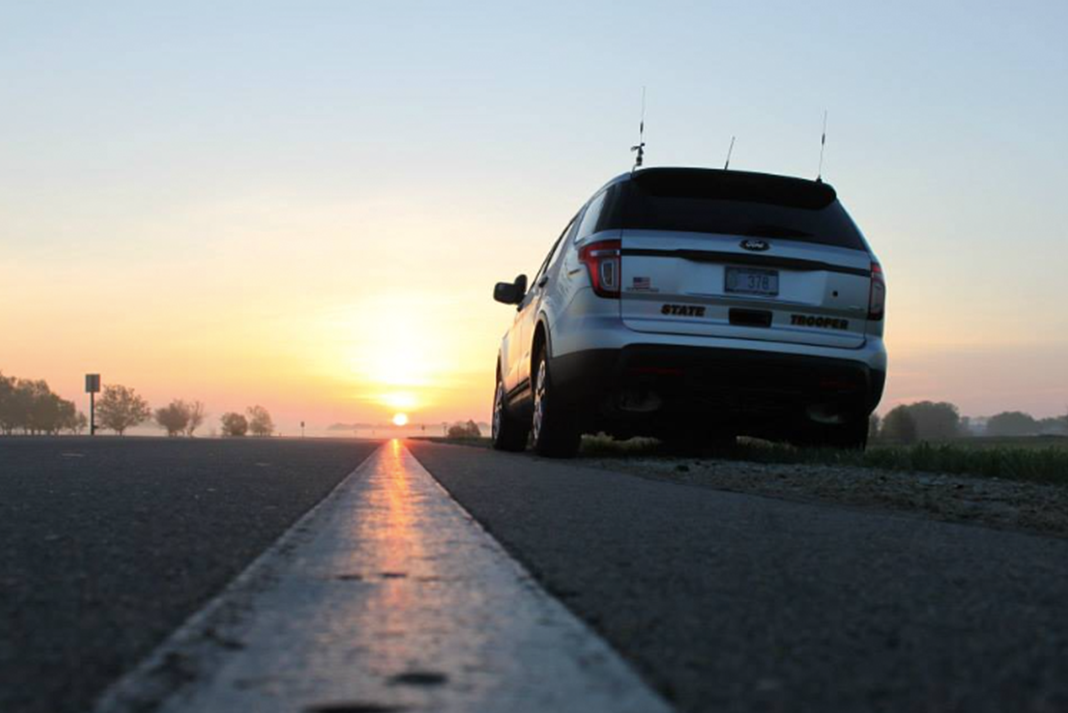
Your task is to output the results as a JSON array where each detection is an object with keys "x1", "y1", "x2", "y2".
[{"x1": 493, "y1": 274, "x2": 528, "y2": 305}]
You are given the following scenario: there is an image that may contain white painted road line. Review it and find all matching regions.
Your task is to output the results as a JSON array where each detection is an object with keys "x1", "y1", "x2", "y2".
[{"x1": 93, "y1": 441, "x2": 672, "y2": 713}]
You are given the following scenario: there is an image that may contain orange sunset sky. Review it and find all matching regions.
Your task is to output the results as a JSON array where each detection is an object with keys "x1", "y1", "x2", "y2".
[{"x1": 3, "y1": 2, "x2": 1067, "y2": 435}]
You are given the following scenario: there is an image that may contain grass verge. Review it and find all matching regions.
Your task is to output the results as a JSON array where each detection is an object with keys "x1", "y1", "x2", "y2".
[{"x1": 584, "y1": 435, "x2": 1068, "y2": 486}]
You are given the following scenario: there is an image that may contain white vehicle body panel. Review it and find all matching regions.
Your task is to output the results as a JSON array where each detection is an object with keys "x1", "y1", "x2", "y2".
[
  {"x1": 494, "y1": 167, "x2": 888, "y2": 435},
  {"x1": 618, "y1": 231, "x2": 870, "y2": 348}
]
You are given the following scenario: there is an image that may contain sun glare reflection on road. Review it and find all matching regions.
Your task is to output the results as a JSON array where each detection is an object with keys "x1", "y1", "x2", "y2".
[{"x1": 353, "y1": 438, "x2": 425, "y2": 660}]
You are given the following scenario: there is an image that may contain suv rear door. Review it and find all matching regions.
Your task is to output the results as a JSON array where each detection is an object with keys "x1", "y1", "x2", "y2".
[
  {"x1": 610, "y1": 169, "x2": 874, "y2": 349},
  {"x1": 512, "y1": 216, "x2": 575, "y2": 390}
]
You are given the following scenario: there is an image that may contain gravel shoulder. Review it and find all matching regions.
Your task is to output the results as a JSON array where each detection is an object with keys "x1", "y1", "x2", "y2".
[
  {"x1": 584, "y1": 455, "x2": 1068, "y2": 539},
  {"x1": 408, "y1": 441, "x2": 1068, "y2": 713}
]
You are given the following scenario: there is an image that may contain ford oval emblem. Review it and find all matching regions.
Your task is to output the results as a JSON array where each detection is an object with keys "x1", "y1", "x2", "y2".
[{"x1": 740, "y1": 239, "x2": 770, "y2": 252}]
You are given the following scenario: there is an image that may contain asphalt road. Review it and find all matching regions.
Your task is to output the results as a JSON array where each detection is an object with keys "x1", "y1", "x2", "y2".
[
  {"x1": 408, "y1": 441, "x2": 1068, "y2": 713},
  {"x1": 0, "y1": 437, "x2": 379, "y2": 713},
  {"x1": 7, "y1": 437, "x2": 1068, "y2": 713},
  {"x1": 104, "y1": 441, "x2": 670, "y2": 713}
]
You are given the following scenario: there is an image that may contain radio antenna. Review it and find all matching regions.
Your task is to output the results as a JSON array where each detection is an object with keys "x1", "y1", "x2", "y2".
[
  {"x1": 630, "y1": 86, "x2": 646, "y2": 170},
  {"x1": 723, "y1": 135, "x2": 735, "y2": 170},
  {"x1": 816, "y1": 110, "x2": 828, "y2": 182}
]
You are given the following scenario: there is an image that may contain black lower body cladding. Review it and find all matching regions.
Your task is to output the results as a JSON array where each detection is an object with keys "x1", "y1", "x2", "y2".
[{"x1": 549, "y1": 345, "x2": 885, "y2": 439}]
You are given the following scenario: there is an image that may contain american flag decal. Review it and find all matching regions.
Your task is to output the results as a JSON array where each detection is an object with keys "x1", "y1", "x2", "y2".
[{"x1": 633, "y1": 276, "x2": 651, "y2": 290}]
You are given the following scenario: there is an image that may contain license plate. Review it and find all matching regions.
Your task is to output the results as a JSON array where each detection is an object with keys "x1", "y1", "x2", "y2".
[{"x1": 725, "y1": 267, "x2": 779, "y2": 296}]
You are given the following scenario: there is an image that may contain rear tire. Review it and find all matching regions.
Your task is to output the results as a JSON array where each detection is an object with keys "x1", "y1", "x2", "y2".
[
  {"x1": 491, "y1": 373, "x2": 529, "y2": 452},
  {"x1": 531, "y1": 349, "x2": 581, "y2": 458}
]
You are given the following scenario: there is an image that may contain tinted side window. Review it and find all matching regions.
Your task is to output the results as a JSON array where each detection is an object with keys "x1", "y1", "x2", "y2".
[
  {"x1": 533, "y1": 216, "x2": 576, "y2": 285},
  {"x1": 575, "y1": 190, "x2": 608, "y2": 240}
]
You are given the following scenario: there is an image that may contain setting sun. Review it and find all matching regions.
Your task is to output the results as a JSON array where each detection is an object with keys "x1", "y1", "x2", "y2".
[{"x1": 392, "y1": 413, "x2": 409, "y2": 427}]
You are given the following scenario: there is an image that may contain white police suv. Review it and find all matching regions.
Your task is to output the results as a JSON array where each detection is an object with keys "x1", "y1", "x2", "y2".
[{"x1": 492, "y1": 167, "x2": 887, "y2": 457}]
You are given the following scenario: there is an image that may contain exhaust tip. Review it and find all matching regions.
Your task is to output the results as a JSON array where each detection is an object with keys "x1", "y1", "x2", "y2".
[
  {"x1": 617, "y1": 389, "x2": 663, "y2": 413},
  {"x1": 806, "y1": 403, "x2": 846, "y2": 425}
]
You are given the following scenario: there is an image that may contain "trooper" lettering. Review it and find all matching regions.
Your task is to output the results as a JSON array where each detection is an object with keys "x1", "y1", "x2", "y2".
[{"x1": 790, "y1": 314, "x2": 850, "y2": 330}]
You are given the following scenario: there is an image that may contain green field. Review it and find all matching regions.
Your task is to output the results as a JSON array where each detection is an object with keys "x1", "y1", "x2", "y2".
[
  {"x1": 909, "y1": 435, "x2": 1068, "y2": 451},
  {"x1": 749, "y1": 438, "x2": 1068, "y2": 485}
]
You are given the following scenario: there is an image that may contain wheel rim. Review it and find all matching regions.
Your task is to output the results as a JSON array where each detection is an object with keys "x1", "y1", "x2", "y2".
[
  {"x1": 532, "y1": 359, "x2": 547, "y2": 443},
  {"x1": 492, "y1": 382, "x2": 504, "y2": 441}
]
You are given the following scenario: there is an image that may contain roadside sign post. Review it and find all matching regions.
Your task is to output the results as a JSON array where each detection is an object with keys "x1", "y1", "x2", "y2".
[{"x1": 85, "y1": 374, "x2": 101, "y2": 436}]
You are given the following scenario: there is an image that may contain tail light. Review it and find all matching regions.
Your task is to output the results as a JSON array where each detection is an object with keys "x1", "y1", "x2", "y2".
[
  {"x1": 868, "y1": 261, "x2": 886, "y2": 320},
  {"x1": 579, "y1": 239, "x2": 621, "y2": 298}
]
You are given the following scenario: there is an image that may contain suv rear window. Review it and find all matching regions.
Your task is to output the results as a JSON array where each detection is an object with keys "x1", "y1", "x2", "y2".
[{"x1": 599, "y1": 168, "x2": 868, "y2": 251}]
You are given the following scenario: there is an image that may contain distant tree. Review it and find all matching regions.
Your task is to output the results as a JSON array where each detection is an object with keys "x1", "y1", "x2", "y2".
[
  {"x1": 17, "y1": 380, "x2": 44, "y2": 433},
  {"x1": 881, "y1": 406, "x2": 918, "y2": 444},
  {"x1": 20, "y1": 380, "x2": 49, "y2": 434},
  {"x1": 986, "y1": 411, "x2": 1040, "y2": 437},
  {"x1": 18, "y1": 379, "x2": 74, "y2": 435},
  {"x1": 868, "y1": 413, "x2": 881, "y2": 442},
  {"x1": 220, "y1": 412, "x2": 249, "y2": 437},
  {"x1": 447, "y1": 420, "x2": 482, "y2": 439},
  {"x1": 185, "y1": 400, "x2": 206, "y2": 437},
  {"x1": 1037, "y1": 417, "x2": 1066, "y2": 436},
  {"x1": 51, "y1": 399, "x2": 77, "y2": 436},
  {"x1": 68, "y1": 410, "x2": 88, "y2": 435},
  {"x1": 0, "y1": 374, "x2": 79, "y2": 435},
  {"x1": 49, "y1": 398, "x2": 80, "y2": 435},
  {"x1": 155, "y1": 400, "x2": 191, "y2": 437},
  {"x1": 96, "y1": 384, "x2": 151, "y2": 436},
  {"x1": 8, "y1": 380, "x2": 35, "y2": 433},
  {"x1": 958, "y1": 416, "x2": 973, "y2": 437},
  {"x1": 0, "y1": 373, "x2": 16, "y2": 434},
  {"x1": 247, "y1": 405, "x2": 274, "y2": 437},
  {"x1": 904, "y1": 401, "x2": 961, "y2": 441}
]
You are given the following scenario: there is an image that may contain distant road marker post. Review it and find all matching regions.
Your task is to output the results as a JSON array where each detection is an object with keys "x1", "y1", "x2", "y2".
[{"x1": 85, "y1": 374, "x2": 101, "y2": 436}]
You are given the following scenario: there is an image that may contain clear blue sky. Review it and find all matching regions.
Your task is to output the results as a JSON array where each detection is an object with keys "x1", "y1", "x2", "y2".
[{"x1": 2, "y1": 1, "x2": 1067, "y2": 427}]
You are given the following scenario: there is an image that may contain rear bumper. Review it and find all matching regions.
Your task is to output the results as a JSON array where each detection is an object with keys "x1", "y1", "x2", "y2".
[{"x1": 549, "y1": 345, "x2": 885, "y2": 436}]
